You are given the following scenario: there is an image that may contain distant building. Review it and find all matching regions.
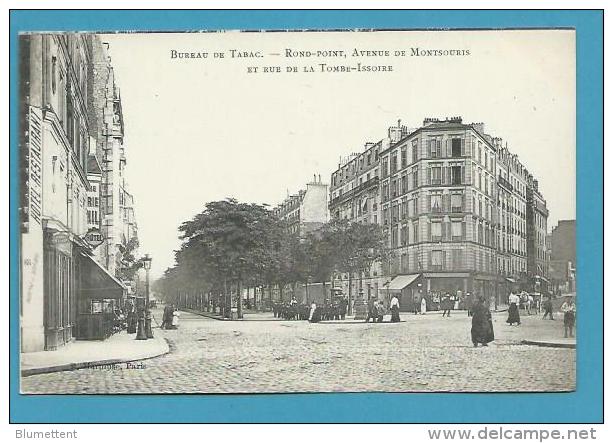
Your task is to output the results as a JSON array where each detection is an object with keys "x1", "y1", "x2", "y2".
[
  {"x1": 88, "y1": 37, "x2": 138, "y2": 276},
  {"x1": 551, "y1": 220, "x2": 576, "y2": 266},
  {"x1": 549, "y1": 220, "x2": 576, "y2": 293},
  {"x1": 273, "y1": 175, "x2": 328, "y2": 237}
]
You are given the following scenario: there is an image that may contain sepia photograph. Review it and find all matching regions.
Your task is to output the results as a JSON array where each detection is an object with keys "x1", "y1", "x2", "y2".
[{"x1": 17, "y1": 29, "x2": 577, "y2": 396}]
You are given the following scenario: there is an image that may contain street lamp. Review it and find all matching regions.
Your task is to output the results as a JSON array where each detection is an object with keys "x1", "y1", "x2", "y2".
[
  {"x1": 143, "y1": 254, "x2": 153, "y2": 339},
  {"x1": 136, "y1": 254, "x2": 152, "y2": 340}
]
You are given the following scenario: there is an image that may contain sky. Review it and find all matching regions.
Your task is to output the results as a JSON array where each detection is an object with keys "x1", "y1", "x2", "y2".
[{"x1": 102, "y1": 30, "x2": 576, "y2": 279}]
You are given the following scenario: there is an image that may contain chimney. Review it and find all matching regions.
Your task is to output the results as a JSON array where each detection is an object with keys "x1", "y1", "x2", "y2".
[
  {"x1": 471, "y1": 122, "x2": 485, "y2": 135},
  {"x1": 388, "y1": 121, "x2": 404, "y2": 143}
]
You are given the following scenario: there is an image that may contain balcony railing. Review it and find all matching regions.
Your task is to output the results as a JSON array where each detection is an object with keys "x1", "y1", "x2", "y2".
[
  {"x1": 498, "y1": 175, "x2": 514, "y2": 192},
  {"x1": 329, "y1": 176, "x2": 380, "y2": 208}
]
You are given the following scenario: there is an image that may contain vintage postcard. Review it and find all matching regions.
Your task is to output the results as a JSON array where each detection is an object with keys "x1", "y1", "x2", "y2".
[{"x1": 18, "y1": 29, "x2": 576, "y2": 395}]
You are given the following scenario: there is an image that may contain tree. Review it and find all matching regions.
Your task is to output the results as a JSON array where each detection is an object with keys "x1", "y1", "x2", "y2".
[
  {"x1": 177, "y1": 199, "x2": 281, "y2": 318},
  {"x1": 310, "y1": 219, "x2": 387, "y2": 313}
]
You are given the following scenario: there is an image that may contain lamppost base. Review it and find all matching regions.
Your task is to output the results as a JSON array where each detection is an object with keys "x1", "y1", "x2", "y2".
[
  {"x1": 136, "y1": 318, "x2": 147, "y2": 340},
  {"x1": 145, "y1": 315, "x2": 154, "y2": 339},
  {"x1": 353, "y1": 290, "x2": 368, "y2": 320}
]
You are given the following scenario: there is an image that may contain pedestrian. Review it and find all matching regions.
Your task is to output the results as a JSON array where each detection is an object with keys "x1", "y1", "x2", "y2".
[
  {"x1": 160, "y1": 304, "x2": 171, "y2": 330},
  {"x1": 506, "y1": 291, "x2": 521, "y2": 326},
  {"x1": 390, "y1": 294, "x2": 401, "y2": 322},
  {"x1": 561, "y1": 296, "x2": 576, "y2": 338},
  {"x1": 308, "y1": 301, "x2": 322, "y2": 323},
  {"x1": 441, "y1": 292, "x2": 452, "y2": 317},
  {"x1": 455, "y1": 290, "x2": 462, "y2": 310},
  {"x1": 308, "y1": 301, "x2": 317, "y2": 322},
  {"x1": 365, "y1": 297, "x2": 377, "y2": 323},
  {"x1": 465, "y1": 292, "x2": 474, "y2": 317},
  {"x1": 376, "y1": 300, "x2": 385, "y2": 323},
  {"x1": 171, "y1": 306, "x2": 181, "y2": 329},
  {"x1": 471, "y1": 296, "x2": 495, "y2": 347},
  {"x1": 413, "y1": 293, "x2": 420, "y2": 315},
  {"x1": 542, "y1": 294, "x2": 554, "y2": 320},
  {"x1": 420, "y1": 296, "x2": 427, "y2": 315},
  {"x1": 339, "y1": 297, "x2": 348, "y2": 320}
]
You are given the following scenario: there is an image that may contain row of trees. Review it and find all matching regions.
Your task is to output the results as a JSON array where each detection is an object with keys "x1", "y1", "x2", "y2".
[{"x1": 154, "y1": 199, "x2": 387, "y2": 318}]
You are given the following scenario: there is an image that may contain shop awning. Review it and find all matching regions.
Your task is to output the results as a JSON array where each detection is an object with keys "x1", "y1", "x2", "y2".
[
  {"x1": 423, "y1": 272, "x2": 470, "y2": 278},
  {"x1": 387, "y1": 274, "x2": 420, "y2": 291},
  {"x1": 81, "y1": 253, "x2": 126, "y2": 299}
]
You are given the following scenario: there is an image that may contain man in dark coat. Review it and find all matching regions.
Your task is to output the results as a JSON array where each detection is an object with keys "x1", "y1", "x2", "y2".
[
  {"x1": 471, "y1": 296, "x2": 494, "y2": 347},
  {"x1": 365, "y1": 297, "x2": 377, "y2": 323},
  {"x1": 441, "y1": 292, "x2": 452, "y2": 317},
  {"x1": 542, "y1": 294, "x2": 554, "y2": 320},
  {"x1": 339, "y1": 297, "x2": 348, "y2": 320}
]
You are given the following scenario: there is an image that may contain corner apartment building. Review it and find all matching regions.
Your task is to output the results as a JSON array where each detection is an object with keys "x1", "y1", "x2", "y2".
[
  {"x1": 19, "y1": 34, "x2": 125, "y2": 352},
  {"x1": 329, "y1": 117, "x2": 548, "y2": 309}
]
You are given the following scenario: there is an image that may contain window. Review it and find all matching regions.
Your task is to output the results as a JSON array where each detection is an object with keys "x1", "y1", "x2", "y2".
[
  {"x1": 392, "y1": 225, "x2": 399, "y2": 247},
  {"x1": 412, "y1": 140, "x2": 418, "y2": 162},
  {"x1": 401, "y1": 225, "x2": 408, "y2": 246},
  {"x1": 451, "y1": 165, "x2": 462, "y2": 184},
  {"x1": 451, "y1": 193, "x2": 463, "y2": 212},
  {"x1": 382, "y1": 182, "x2": 389, "y2": 201},
  {"x1": 412, "y1": 221, "x2": 419, "y2": 244},
  {"x1": 452, "y1": 221, "x2": 462, "y2": 241},
  {"x1": 431, "y1": 166, "x2": 442, "y2": 185},
  {"x1": 432, "y1": 250, "x2": 444, "y2": 270},
  {"x1": 431, "y1": 221, "x2": 442, "y2": 241},
  {"x1": 382, "y1": 157, "x2": 389, "y2": 177},
  {"x1": 452, "y1": 138, "x2": 462, "y2": 157},
  {"x1": 391, "y1": 153, "x2": 398, "y2": 173},
  {"x1": 431, "y1": 193, "x2": 442, "y2": 213},
  {"x1": 430, "y1": 138, "x2": 442, "y2": 158},
  {"x1": 401, "y1": 174, "x2": 408, "y2": 194},
  {"x1": 401, "y1": 147, "x2": 407, "y2": 168}
]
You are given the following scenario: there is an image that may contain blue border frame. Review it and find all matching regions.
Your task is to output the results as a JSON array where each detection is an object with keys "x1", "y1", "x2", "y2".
[{"x1": 9, "y1": 10, "x2": 603, "y2": 424}]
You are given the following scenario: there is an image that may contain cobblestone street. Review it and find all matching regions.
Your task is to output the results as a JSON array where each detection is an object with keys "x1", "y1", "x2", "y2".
[{"x1": 21, "y1": 308, "x2": 575, "y2": 394}]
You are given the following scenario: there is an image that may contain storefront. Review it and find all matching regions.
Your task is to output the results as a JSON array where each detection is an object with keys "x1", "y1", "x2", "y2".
[
  {"x1": 384, "y1": 274, "x2": 422, "y2": 312},
  {"x1": 76, "y1": 252, "x2": 126, "y2": 340},
  {"x1": 43, "y1": 229, "x2": 79, "y2": 351}
]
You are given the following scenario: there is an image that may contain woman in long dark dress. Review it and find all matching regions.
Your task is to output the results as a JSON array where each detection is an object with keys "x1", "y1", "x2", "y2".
[
  {"x1": 506, "y1": 292, "x2": 521, "y2": 325},
  {"x1": 471, "y1": 296, "x2": 494, "y2": 347},
  {"x1": 390, "y1": 295, "x2": 401, "y2": 322}
]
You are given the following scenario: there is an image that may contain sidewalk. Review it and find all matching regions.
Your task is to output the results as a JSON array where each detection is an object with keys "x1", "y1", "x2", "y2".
[
  {"x1": 491, "y1": 311, "x2": 576, "y2": 348},
  {"x1": 21, "y1": 330, "x2": 169, "y2": 377}
]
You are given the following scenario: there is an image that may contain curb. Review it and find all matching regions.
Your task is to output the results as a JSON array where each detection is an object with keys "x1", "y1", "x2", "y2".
[
  {"x1": 184, "y1": 308, "x2": 285, "y2": 322},
  {"x1": 21, "y1": 337, "x2": 171, "y2": 377},
  {"x1": 520, "y1": 339, "x2": 576, "y2": 349}
]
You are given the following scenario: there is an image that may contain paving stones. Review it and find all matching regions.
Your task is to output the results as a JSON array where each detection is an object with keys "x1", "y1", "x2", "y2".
[{"x1": 21, "y1": 309, "x2": 575, "y2": 394}]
